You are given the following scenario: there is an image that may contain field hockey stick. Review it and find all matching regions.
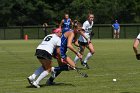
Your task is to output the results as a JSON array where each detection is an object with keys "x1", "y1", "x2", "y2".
[
  {"x1": 73, "y1": 67, "x2": 88, "y2": 78},
  {"x1": 67, "y1": 63, "x2": 88, "y2": 78}
]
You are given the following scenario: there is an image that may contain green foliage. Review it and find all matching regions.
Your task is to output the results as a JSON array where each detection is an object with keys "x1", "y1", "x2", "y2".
[{"x1": 0, "y1": 0, "x2": 140, "y2": 26}]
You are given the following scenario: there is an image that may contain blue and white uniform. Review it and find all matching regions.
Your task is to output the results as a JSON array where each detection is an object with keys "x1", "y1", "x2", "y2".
[
  {"x1": 112, "y1": 23, "x2": 120, "y2": 30},
  {"x1": 78, "y1": 20, "x2": 94, "y2": 43},
  {"x1": 60, "y1": 34, "x2": 68, "y2": 59},
  {"x1": 112, "y1": 22, "x2": 120, "y2": 33},
  {"x1": 62, "y1": 18, "x2": 71, "y2": 34}
]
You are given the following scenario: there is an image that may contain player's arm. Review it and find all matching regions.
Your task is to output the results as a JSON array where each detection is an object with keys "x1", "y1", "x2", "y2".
[
  {"x1": 55, "y1": 47, "x2": 63, "y2": 65},
  {"x1": 59, "y1": 19, "x2": 64, "y2": 28},
  {"x1": 79, "y1": 28, "x2": 91, "y2": 44},
  {"x1": 112, "y1": 24, "x2": 114, "y2": 28},
  {"x1": 67, "y1": 32, "x2": 82, "y2": 59},
  {"x1": 70, "y1": 19, "x2": 74, "y2": 29}
]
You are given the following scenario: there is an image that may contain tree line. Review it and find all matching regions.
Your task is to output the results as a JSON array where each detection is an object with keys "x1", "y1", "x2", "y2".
[{"x1": 0, "y1": 0, "x2": 140, "y2": 26}]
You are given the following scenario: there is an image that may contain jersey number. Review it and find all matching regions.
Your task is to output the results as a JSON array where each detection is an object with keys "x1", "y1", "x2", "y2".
[{"x1": 45, "y1": 36, "x2": 52, "y2": 41}]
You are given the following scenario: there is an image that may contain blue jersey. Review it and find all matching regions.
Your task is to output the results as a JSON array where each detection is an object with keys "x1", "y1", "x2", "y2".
[
  {"x1": 113, "y1": 23, "x2": 120, "y2": 30},
  {"x1": 60, "y1": 34, "x2": 68, "y2": 59},
  {"x1": 62, "y1": 18, "x2": 71, "y2": 34}
]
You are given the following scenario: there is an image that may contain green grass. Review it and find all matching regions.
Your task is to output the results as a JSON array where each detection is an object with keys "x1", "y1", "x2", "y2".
[{"x1": 0, "y1": 39, "x2": 140, "y2": 93}]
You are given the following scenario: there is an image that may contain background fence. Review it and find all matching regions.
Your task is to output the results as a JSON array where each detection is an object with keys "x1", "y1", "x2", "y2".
[{"x1": 0, "y1": 24, "x2": 140, "y2": 40}]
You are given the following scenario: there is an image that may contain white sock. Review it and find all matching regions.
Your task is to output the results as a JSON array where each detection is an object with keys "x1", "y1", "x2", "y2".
[
  {"x1": 31, "y1": 66, "x2": 44, "y2": 79},
  {"x1": 35, "y1": 71, "x2": 49, "y2": 84},
  {"x1": 84, "y1": 52, "x2": 93, "y2": 63},
  {"x1": 74, "y1": 55, "x2": 80, "y2": 64}
]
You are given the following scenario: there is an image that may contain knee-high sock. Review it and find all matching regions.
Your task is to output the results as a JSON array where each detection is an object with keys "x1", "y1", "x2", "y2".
[
  {"x1": 83, "y1": 52, "x2": 93, "y2": 63},
  {"x1": 30, "y1": 66, "x2": 44, "y2": 79},
  {"x1": 74, "y1": 55, "x2": 80, "y2": 64},
  {"x1": 35, "y1": 71, "x2": 49, "y2": 84}
]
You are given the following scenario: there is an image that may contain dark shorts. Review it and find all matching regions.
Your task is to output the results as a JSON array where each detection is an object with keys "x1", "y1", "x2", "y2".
[
  {"x1": 78, "y1": 41, "x2": 88, "y2": 46},
  {"x1": 35, "y1": 49, "x2": 52, "y2": 60}
]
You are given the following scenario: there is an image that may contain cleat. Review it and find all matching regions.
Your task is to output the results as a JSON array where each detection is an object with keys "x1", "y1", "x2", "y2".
[
  {"x1": 81, "y1": 61, "x2": 84, "y2": 66},
  {"x1": 136, "y1": 54, "x2": 140, "y2": 60},
  {"x1": 32, "y1": 81, "x2": 40, "y2": 88},
  {"x1": 83, "y1": 63, "x2": 90, "y2": 69},
  {"x1": 27, "y1": 76, "x2": 34, "y2": 85},
  {"x1": 46, "y1": 79, "x2": 55, "y2": 86},
  {"x1": 51, "y1": 70, "x2": 56, "y2": 78}
]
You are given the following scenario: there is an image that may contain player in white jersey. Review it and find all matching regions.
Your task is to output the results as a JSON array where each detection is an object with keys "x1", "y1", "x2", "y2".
[
  {"x1": 133, "y1": 33, "x2": 140, "y2": 60},
  {"x1": 74, "y1": 14, "x2": 95, "y2": 69},
  {"x1": 27, "y1": 28, "x2": 62, "y2": 88}
]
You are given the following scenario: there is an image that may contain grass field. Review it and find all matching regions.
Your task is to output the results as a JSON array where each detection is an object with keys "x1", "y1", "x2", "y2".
[{"x1": 0, "y1": 39, "x2": 140, "y2": 93}]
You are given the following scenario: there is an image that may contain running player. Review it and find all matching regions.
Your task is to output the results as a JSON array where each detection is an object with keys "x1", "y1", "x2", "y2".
[
  {"x1": 133, "y1": 33, "x2": 140, "y2": 60},
  {"x1": 112, "y1": 20, "x2": 120, "y2": 39},
  {"x1": 59, "y1": 13, "x2": 73, "y2": 34},
  {"x1": 74, "y1": 13, "x2": 95, "y2": 69},
  {"x1": 27, "y1": 28, "x2": 62, "y2": 88},
  {"x1": 46, "y1": 20, "x2": 87, "y2": 85}
]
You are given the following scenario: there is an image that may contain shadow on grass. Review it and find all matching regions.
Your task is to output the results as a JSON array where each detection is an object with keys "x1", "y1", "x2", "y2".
[{"x1": 26, "y1": 82, "x2": 75, "y2": 88}]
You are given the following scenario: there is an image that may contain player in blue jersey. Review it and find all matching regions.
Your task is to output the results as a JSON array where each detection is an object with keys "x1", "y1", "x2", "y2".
[
  {"x1": 59, "y1": 13, "x2": 73, "y2": 34},
  {"x1": 112, "y1": 20, "x2": 120, "y2": 39},
  {"x1": 46, "y1": 21, "x2": 89, "y2": 85}
]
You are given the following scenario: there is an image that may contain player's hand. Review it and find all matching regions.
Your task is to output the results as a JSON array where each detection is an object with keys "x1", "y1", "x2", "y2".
[
  {"x1": 76, "y1": 52, "x2": 82, "y2": 59},
  {"x1": 61, "y1": 58, "x2": 67, "y2": 64}
]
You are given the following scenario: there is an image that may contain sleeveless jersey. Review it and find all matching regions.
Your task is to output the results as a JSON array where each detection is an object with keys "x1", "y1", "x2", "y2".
[
  {"x1": 62, "y1": 18, "x2": 71, "y2": 34},
  {"x1": 60, "y1": 34, "x2": 68, "y2": 58}
]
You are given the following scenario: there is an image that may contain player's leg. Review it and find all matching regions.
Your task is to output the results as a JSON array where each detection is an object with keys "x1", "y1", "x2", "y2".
[
  {"x1": 116, "y1": 30, "x2": 120, "y2": 39},
  {"x1": 74, "y1": 42, "x2": 86, "y2": 64},
  {"x1": 114, "y1": 30, "x2": 116, "y2": 38},
  {"x1": 133, "y1": 39, "x2": 139, "y2": 55},
  {"x1": 82, "y1": 42, "x2": 94, "y2": 69},
  {"x1": 27, "y1": 66, "x2": 44, "y2": 85},
  {"x1": 33, "y1": 59, "x2": 51, "y2": 88}
]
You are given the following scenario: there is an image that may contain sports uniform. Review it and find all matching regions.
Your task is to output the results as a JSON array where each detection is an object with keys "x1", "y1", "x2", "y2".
[
  {"x1": 27, "y1": 28, "x2": 62, "y2": 88},
  {"x1": 78, "y1": 20, "x2": 93, "y2": 44},
  {"x1": 112, "y1": 22, "x2": 120, "y2": 32},
  {"x1": 35, "y1": 34, "x2": 61, "y2": 60},
  {"x1": 62, "y1": 18, "x2": 71, "y2": 34}
]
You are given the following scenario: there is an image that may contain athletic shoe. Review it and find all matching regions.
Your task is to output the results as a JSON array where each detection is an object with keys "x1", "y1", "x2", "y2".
[
  {"x1": 81, "y1": 61, "x2": 84, "y2": 66},
  {"x1": 32, "y1": 81, "x2": 40, "y2": 88},
  {"x1": 136, "y1": 54, "x2": 140, "y2": 60},
  {"x1": 27, "y1": 76, "x2": 34, "y2": 85},
  {"x1": 51, "y1": 70, "x2": 56, "y2": 78},
  {"x1": 46, "y1": 79, "x2": 55, "y2": 86},
  {"x1": 83, "y1": 63, "x2": 90, "y2": 69}
]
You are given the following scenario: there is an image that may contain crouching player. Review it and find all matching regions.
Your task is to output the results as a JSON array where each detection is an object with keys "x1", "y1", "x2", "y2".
[
  {"x1": 133, "y1": 33, "x2": 140, "y2": 60},
  {"x1": 27, "y1": 28, "x2": 62, "y2": 88}
]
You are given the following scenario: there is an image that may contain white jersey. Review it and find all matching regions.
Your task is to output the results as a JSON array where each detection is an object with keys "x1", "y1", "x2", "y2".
[
  {"x1": 137, "y1": 33, "x2": 140, "y2": 39},
  {"x1": 79, "y1": 20, "x2": 94, "y2": 42},
  {"x1": 37, "y1": 34, "x2": 61, "y2": 55}
]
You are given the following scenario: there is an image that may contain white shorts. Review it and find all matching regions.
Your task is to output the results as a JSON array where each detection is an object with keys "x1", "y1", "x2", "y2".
[
  {"x1": 136, "y1": 33, "x2": 140, "y2": 39},
  {"x1": 78, "y1": 33, "x2": 90, "y2": 43}
]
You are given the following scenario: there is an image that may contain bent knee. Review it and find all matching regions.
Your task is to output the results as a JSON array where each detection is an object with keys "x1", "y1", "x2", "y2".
[{"x1": 90, "y1": 50, "x2": 95, "y2": 54}]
